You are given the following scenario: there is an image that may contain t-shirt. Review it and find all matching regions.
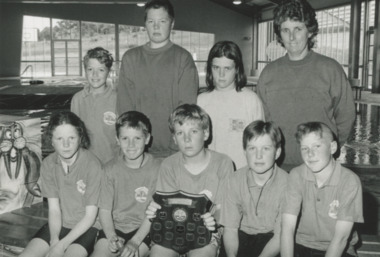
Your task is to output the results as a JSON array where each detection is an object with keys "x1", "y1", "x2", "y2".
[
  {"x1": 41, "y1": 149, "x2": 102, "y2": 229},
  {"x1": 99, "y1": 153, "x2": 161, "y2": 233}
]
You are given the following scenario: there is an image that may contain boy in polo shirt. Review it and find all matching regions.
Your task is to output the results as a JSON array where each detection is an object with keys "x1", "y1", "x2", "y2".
[
  {"x1": 219, "y1": 120, "x2": 287, "y2": 257},
  {"x1": 92, "y1": 111, "x2": 161, "y2": 257},
  {"x1": 281, "y1": 122, "x2": 363, "y2": 257},
  {"x1": 71, "y1": 47, "x2": 118, "y2": 164},
  {"x1": 146, "y1": 104, "x2": 234, "y2": 257}
]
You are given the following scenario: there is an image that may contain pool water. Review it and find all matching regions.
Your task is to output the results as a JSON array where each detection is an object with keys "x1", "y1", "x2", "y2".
[{"x1": 339, "y1": 103, "x2": 380, "y2": 166}]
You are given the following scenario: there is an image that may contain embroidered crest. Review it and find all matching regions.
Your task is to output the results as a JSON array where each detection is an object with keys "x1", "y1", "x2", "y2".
[
  {"x1": 103, "y1": 112, "x2": 117, "y2": 126},
  {"x1": 76, "y1": 180, "x2": 86, "y2": 195},
  {"x1": 328, "y1": 200, "x2": 339, "y2": 219},
  {"x1": 135, "y1": 186, "x2": 149, "y2": 203}
]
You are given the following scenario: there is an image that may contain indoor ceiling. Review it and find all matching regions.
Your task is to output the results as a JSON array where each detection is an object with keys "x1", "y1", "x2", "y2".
[{"x1": 0, "y1": 0, "x2": 352, "y2": 17}]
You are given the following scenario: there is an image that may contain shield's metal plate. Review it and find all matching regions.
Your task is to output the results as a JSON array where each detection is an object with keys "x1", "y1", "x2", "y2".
[{"x1": 150, "y1": 190, "x2": 213, "y2": 254}]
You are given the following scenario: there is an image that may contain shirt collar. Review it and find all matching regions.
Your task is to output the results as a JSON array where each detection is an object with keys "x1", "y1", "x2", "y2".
[
  {"x1": 303, "y1": 160, "x2": 341, "y2": 186},
  {"x1": 247, "y1": 164, "x2": 278, "y2": 188}
]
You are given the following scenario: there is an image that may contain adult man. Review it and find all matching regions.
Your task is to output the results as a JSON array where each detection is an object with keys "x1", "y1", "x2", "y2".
[{"x1": 117, "y1": 0, "x2": 199, "y2": 158}]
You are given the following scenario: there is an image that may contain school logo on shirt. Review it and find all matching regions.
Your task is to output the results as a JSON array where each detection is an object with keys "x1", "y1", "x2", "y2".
[
  {"x1": 103, "y1": 112, "x2": 117, "y2": 126},
  {"x1": 229, "y1": 119, "x2": 246, "y2": 132},
  {"x1": 135, "y1": 187, "x2": 149, "y2": 203},
  {"x1": 76, "y1": 180, "x2": 86, "y2": 195},
  {"x1": 328, "y1": 200, "x2": 339, "y2": 219}
]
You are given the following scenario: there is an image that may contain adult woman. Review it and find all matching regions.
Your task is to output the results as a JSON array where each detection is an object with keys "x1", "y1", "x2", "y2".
[{"x1": 257, "y1": 0, "x2": 355, "y2": 170}]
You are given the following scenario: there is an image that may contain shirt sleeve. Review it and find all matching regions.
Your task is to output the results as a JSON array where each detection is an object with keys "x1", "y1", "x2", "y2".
[
  {"x1": 40, "y1": 158, "x2": 59, "y2": 198},
  {"x1": 219, "y1": 173, "x2": 242, "y2": 229},
  {"x1": 337, "y1": 174, "x2": 364, "y2": 223},
  {"x1": 256, "y1": 68, "x2": 272, "y2": 121},
  {"x1": 156, "y1": 159, "x2": 179, "y2": 193},
  {"x1": 116, "y1": 51, "x2": 135, "y2": 114},
  {"x1": 177, "y1": 52, "x2": 199, "y2": 106},
  {"x1": 83, "y1": 159, "x2": 102, "y2": 206},
  {"x1": 98, "y1": 167, "x2": 114, "y2": 210},
  {"x1": 249, "y1": 91, "x2": 265, "y2": 122},
  {"x1": 330, "y1": 64, "x2": 355, "y2": 147},
  {"x1": 282, "y1": 169, "x2": 303, "y2": 215},
  {"x1": 70, "y1": 92, "x2": 80, "y2": 115}
]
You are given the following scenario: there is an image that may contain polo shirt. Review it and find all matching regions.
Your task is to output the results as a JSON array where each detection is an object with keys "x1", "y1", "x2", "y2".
[
  {"x1": 220, "y1": 165, "x2": 287, "y2": 235},
  {"x1": 156, "y1": 150, "x2": 234, "y2": 221},
  {"x1": 283, "y1": 161, "x2": 364, "y2": 255},
  {"x1": 40, "y1": 148, "x2": 102, "y2": 229},
  {"x1": 71, "y1": 84, "x2": 118, "y2": 164},
  {"x1": 98, "y1": 153, "x2": 161, "y2": 233}
]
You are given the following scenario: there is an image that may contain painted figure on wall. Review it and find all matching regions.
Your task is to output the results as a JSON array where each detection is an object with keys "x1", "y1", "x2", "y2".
[{"x1": 0, "y1": 117, "x2": 42, "y2": 214}]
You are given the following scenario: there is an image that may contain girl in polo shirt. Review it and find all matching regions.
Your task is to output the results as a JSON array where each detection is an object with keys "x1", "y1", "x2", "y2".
[{"x1": 20, "y1": 111, "x2": 102, "y2": 257}]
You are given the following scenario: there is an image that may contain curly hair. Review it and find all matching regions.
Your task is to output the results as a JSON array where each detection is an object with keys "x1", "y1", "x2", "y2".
[
  {"x1": 83, "y1": 47, "x2": 114, "y2": 70},
  {"x1": 273, "y1": 0, "x2": 319, "y2": 49}
]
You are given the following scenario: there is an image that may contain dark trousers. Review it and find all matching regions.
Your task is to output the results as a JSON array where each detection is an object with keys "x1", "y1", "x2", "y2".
[
  {"x1": 295, "y1": 243, "x2": 355, "y2": 257},
  {"x1": 219, "y1": 230, "x2": 276, "y2": 257}
]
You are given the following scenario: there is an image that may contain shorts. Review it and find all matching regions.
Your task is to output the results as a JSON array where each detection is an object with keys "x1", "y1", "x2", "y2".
[
  {"x1": 295, "y1": 243, "x2": 355, "y2": 257},
  {"x1": 97, "y1": 229, "x2": 151, "y2": 248},
  {"x1": 219, "y1": 230, "x2": 276, "y2": 257},
  {"x1": 34, "y1": 223, "x2": 99, "y2": 255}
]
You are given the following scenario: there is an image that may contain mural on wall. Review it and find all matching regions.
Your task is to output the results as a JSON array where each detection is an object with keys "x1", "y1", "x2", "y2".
[{"x1": 0, "y1": 116, "x2": 42, "y2": 214}]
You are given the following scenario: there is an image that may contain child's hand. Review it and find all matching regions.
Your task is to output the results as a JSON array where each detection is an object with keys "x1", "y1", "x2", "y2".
[
  {"x1": 120, "y1": 239, "x2": 140, "y2": 257},
  {"x1": 108, "y1": 235, "x2": 125, "y2": 253},
  {"x1": 146, "y1": 201, "x2": 161, "y2": 220},
  {"x1": 201, "y1": 212, "x2": 216, "y2": 231}
]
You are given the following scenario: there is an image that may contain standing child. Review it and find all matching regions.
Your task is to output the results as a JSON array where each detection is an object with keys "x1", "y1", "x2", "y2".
[
  {"x1": 146, "y1": 104, "x2": 234, "y2": 257},
  {"x1": 219, "y1": 120, "x2": 287, "y2": 257},
  {"x1": 71, "y1": 47, "x2": 118, "y2": 164},
  {"x1": 20, "y1": 111, "x2": 102, "y2": 257},
  {"x1": 197, "y1": 41, "x2": 264, "y2": 169},
  {"x1": 91, "y1": 111, "x2": 161, "y2": 257},
  {"x1": 281, "y1": 122, "x2": 363, "y2": 257}
]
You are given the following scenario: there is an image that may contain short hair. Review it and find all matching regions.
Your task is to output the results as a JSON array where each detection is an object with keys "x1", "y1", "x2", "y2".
[
  {"x1": 144, "y1": 0, "x2": 175, "y2": 22},
  {"x1": 204, "y1": 41, "x2": 246, "y2": 92},
  {"x1": 273, "y1": 0, "x2": 319, "y2": 49},
  {"x1": 168, "y1": 104, "x2": 210, "y2": 134},
  {"x1": 115, "y1": 111, "x2": 152, "y2": 138},
  {"x1": 45, "y1": 111, "x2": 90, "y2": 149},
  {"x1": 295, "y1": 122, "x2": 337, "y2": 144},
  {"x1": 83, "y1": 47, "x2": 114, "y2": 70},
  {"x1": 243, "y1": 120, "x2": 282, "y2": 150}
]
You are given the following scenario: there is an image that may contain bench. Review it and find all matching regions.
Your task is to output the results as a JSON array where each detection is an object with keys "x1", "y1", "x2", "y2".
[{"x1": 358, "y1": 235, "x2": 380, "y2": 257}]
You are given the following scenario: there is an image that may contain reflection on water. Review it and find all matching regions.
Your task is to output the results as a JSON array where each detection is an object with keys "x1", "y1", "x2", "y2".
[{"x1": 339, "y1": 103, "x2": 380, "y2": 166}]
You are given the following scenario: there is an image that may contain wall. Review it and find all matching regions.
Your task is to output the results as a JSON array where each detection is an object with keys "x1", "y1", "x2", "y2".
[{"x1": 0, "y1": 1, "x2": 253, "y2": 77}]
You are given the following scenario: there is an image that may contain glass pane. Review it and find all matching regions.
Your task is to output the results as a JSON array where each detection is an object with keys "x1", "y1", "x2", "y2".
[
  {"x1": 55, "y1": 67, "x2": 66, "y2": 75},
  {"x1": 81, "y1": 21, "x2": 116, "y2": 59},
  {"x1": 21, "y1": 15, "x2": 52, "y2": 77},
  {"x1": 118, "y1": 25, "x2": 148, "y2": 60},
  {"x1": 52, "y1": 19, "x2": 80, "y2": 40}
]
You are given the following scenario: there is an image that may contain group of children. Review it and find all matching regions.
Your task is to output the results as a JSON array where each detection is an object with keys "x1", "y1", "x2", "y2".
[{"x1": 19, "y1": 42, "x2": 363, "y2": 257}]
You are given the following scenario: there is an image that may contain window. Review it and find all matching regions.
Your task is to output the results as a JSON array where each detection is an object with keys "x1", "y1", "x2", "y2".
[
  {"x1": 21, "y1": 15, "x2": 214, "y2": 80},
  {"x1": 21, "y1": 16, "x2": 52, "y2": 77}
]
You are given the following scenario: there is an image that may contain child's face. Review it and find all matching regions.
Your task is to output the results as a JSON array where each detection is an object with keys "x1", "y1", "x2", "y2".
[
  {"x1": 117, "y1": 126, "x2": 150, "y2": 161},
  {"x1": 300, "y1": 132, "x2": 337, "y2": 173},
  {"x1": 173, "y1": 120, "x2": 209, "y2": 158},
  {"x1": 52, "y1": 124, "x2": 80, "y2": 161},
  {"x1": 211, "y1": 56, "x2": 236, "y2": 91},
  {"x1": 245, "y1": 134, "x2": 280, "y2": 174},
  {"x1": 85, "y1": 58, "x2": 109, "y2": 91}
]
